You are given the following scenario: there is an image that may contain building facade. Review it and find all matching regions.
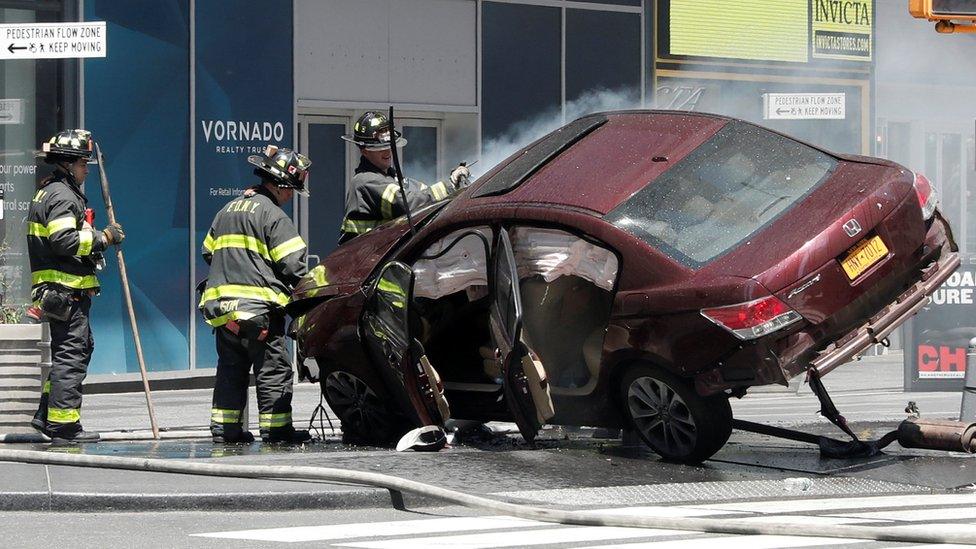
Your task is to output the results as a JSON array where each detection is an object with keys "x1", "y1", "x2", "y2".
[{"x1": 1, "y1": 0, "x2": 969, "y2": 383}]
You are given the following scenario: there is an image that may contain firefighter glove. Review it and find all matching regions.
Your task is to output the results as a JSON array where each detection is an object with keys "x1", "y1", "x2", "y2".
[
  {"x1": 450, "y1": 163, "x2": 471, "y2": 187},
  {"x1": 102, "y1": 222, "x2": 125, "y2": 246}
]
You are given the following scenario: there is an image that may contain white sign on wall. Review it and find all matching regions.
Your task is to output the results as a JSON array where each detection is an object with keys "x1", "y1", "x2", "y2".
[
  {"x1": 763, "y1": 93, "x2": 846, "y2": 120},
  {"x1": 0, "y1": 21, "x2": 106, "y2": 60},
  {"x1": 0, "y1": 99, "x2": 22, "y2": 125}
]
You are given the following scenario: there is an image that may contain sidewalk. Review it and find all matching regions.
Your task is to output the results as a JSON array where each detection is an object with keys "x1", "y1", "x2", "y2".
[{"x1": 0, "y1": 351, "x2": 964, "y2": 513}]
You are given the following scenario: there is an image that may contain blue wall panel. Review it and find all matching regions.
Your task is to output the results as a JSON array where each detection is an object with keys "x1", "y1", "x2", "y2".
[
  {"x1": 83, "y1": 0, "x2": 191, "y2": 374},
  {"x1": 193, "y1": 0, "x2": 294, "y2": 369}
]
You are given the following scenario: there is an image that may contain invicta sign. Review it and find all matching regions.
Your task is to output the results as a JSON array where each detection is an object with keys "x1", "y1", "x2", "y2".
[{"x1": 813, "y1": 0, "x2": 872, "y2": 61}]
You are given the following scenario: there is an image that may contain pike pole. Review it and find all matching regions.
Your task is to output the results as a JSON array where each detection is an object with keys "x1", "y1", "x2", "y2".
[{"x1": 94, "y1": 143, "x2": 160, "y2": 439}]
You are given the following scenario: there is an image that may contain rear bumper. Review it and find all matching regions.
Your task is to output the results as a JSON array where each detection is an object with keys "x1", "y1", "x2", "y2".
[{"x1": 811, "y1": 250, "x2": 960, "y2": 377}]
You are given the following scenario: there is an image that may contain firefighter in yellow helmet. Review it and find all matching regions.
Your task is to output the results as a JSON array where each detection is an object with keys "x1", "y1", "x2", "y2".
[
  {"x1": 199, "y1": 145, "x2": 313, "y2": 444},
  {"x1": 338, "y1": 111, "x2": 471, "y2": 244},
  {"x1": 29, "y1": 129, "x2": 125, "y2": 443}
]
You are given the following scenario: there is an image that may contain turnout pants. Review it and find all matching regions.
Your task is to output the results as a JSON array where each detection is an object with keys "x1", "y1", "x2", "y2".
[
  {"x1": 34, "y1": 295, "x2": 94, "y2": 436},
  {"x1": 210, "y1": 313, "x2": 295, "y2": 439}
]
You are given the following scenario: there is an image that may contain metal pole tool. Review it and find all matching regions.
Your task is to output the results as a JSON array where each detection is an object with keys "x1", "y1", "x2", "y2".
[{"x1": 94, "y1": 143, "x2": 160, "y2": 439}]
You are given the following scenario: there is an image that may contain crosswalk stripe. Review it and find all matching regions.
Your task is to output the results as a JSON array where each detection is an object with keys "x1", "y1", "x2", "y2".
[
  {"x1": 827, "y1": 506, "x2": 976, "y2": 521},
  {"x1": 691, "y1": 493, "x2": 976, "y2": 514},
  {"x1": 190, "y1": 494, "x2": 976, "y2": 545},
  {"x1": 335, "y1": 526, "x2": 685, "y2": 549},
  {"x1": 579, "y1": 534, "x2": 862, "y2": 549},
  {"x1": 190, "y1": 516, "x2": 544, "y2": 542}
]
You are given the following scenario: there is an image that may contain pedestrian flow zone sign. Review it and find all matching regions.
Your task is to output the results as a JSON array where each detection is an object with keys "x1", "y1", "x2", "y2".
[
  {"x1": 0, "y1": 21, "x2": 106, "y2": 60},
  {"x1": 762, "y1": 93, "x2": 846, "y2": 120}
]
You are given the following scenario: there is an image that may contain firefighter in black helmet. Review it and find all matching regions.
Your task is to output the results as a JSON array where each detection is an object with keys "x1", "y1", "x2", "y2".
[
  {"x1": 338, "y1": 111, "x2": 471, "y2": 244},
  {"x1": 29, "y1": 129, "x2": 125, "y2": 443},
  {"x1": 199, "y1": 145, "x2": 313, "y2": 444}
]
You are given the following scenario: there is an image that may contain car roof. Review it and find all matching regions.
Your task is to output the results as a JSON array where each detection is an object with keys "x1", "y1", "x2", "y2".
[{"x1": 465, "y1": 110, "x2": 732, "y2": 215}]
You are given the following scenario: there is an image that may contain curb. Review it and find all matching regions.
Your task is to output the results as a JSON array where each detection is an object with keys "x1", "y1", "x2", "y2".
[{"x1": 0, "y1": 488, "x2": 438, "y2": 512}]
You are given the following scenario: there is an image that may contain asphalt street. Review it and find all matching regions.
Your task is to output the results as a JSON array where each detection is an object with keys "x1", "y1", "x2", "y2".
[{"x1": 0, "y1": 352, "x2": 973, "y2": 548}]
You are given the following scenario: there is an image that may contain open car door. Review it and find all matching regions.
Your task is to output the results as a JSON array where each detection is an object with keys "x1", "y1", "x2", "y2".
[
  {"x1": 361, "y1": 261, "x2": 450, "y2": 429},
  {"x1": 489, "y1": 229, "x2": 555, "y2": 442}
]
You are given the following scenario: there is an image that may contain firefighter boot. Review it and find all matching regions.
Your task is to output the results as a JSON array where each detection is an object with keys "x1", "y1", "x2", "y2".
[
  {"x1": 31, "y1": 394, "x2": 48, "y2": 434},
  {"x1": 45, "y1": 422, "x2": 100, "y2": 443},
  {"x1": 262, "y1": 425, "x2": 312, "y2": 444},
  {"x1": 212, "y1": 423, "x2": 255, "y2": 444}
]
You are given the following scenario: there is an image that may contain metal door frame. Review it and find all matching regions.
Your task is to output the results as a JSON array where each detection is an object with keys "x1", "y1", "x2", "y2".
[{"x1": 296, "y1": 114, "x2": 349, "y2": 267}]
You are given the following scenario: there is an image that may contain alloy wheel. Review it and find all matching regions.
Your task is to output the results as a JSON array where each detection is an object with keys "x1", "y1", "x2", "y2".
[
  {"x1": 324, "y1": 371, "x2": 394, "y2": 437},
  {"x1": 627, "y1": 375, "x2": 697, "y2": 457}
]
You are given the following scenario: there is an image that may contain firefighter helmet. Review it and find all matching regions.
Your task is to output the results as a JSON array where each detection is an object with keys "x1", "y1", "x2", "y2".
[
  {"x1": 247, "y1": 145, "x2": 312, "y2": 194},
  {"x1": 35, "y1": 129, "x2": 94, "y2": 163},
  {"x1": 340, "y1": 111, "x2": 407, "y2": 150}
]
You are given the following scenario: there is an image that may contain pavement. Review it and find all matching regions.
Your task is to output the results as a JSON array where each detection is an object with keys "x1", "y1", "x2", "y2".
[{"x1": 0, "y1": 351, "x2": 972, "y2": 513}]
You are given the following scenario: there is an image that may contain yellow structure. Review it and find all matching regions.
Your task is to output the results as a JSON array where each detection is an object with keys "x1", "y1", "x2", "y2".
[{"x1": 909, "y1": 0, "x2": 976, "y2": 33}]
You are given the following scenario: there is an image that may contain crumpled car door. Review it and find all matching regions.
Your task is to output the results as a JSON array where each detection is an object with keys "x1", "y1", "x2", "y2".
[
  {"x1": 361, "y1": 261, "x2": 450, "y2": 428},
  {"x1": 489, "y1": 229, "x2": 555, "y2": 442}
]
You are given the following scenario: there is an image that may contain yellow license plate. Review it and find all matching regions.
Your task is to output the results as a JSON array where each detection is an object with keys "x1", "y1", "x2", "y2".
[{"x1": 841, "y1": 235, "x2": 889, "y2": 280}]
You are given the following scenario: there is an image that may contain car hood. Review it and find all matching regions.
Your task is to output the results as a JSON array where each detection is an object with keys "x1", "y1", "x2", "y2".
[{"x1": 292, "y1": 206, "x2": 442, "y2": 304}]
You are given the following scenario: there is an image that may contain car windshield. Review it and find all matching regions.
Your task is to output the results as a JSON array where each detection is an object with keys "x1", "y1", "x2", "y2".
[{"x1": 605, "y1": 121, "x2": 837, "y2": 268}]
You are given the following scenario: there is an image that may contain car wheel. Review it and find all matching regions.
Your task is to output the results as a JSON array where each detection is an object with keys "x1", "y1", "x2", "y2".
[
  {"x1": 619, "y1": 364, "x2": 732, "y2": 464},
  {"x1": 322, "y1": 370, "x2": 400, "y2": 444}
]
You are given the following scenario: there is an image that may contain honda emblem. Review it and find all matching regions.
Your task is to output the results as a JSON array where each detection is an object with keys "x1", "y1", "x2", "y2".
[{"x1": 843, "y1": 219, "x2": 862, "y2": 237}]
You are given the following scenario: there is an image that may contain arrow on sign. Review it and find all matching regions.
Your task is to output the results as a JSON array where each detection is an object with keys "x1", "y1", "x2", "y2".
[
  {"x1": 776, "y1": 108, "x2": 792, "y2": 115},
  {"x1": 7, "y1": 43, "x2": 26, "y2": 54},
  {"x1": 0, "y1": 113, "x2": 12, "y2": 121}
]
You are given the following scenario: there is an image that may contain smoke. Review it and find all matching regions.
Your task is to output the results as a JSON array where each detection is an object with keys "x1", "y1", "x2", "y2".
[{"x1": 476, "y1": 87, "x2": 641, "y2": 179}]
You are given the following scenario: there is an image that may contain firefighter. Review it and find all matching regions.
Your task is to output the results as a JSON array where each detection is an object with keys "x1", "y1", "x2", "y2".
[
  {"x1": 338, "y1": 111, "x2": 471, "y2": 244},
  {"x1": 29, "y1": 129, "x2": 125, "y2": 443},
  {"x1": 199, "y1": 145, "x2": 312, "y2": 444}
]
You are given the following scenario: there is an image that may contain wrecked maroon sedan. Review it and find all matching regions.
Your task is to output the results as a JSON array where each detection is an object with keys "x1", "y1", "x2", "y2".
[{"x1": 289, "y1": 110, "x2": 958, "y2": 463}]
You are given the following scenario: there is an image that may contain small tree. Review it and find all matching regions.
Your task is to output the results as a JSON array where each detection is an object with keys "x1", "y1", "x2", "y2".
[{"x1": 0, "y1": 239, "x2": 26, "y2": 324}]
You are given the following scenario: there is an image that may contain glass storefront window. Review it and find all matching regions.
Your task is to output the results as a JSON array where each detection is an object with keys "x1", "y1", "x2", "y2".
[
  {"x1": 967, "y1": 136, "x2": 976, "y2": 253},
  {"x1": 0, "y1": 2, "x2": 77, "y2": 310},
  {"x1": 941, "y1": 133, "x2": 963, "y2": 235},
  {"x1": 482, "y1": 2, "x2": 561, "y2": 143}
]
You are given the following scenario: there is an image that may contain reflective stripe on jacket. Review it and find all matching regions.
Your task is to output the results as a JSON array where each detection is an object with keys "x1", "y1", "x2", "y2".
[
  {"x1": 200, "y1": 185, "x2": 307, "y2": 327},
  {"x1": 338, "y1": 156, "x2": 456, "y2": 244},
  {"x1": 26, "y1": 174, "x2": 105, "y2": 295}
]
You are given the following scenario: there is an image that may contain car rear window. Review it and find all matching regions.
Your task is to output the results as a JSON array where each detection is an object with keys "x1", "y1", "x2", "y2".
[{"x1": 605, "y1": 121, "x2": 837, "y2": 268}]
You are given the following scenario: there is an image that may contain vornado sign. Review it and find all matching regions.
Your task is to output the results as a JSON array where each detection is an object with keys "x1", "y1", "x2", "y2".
[
  {"x1": 812, "y1": 0, "x2": 872, "y2": 61},
  {"x1": 200, "y1": 120, "x2": 286, "y2": 154}
]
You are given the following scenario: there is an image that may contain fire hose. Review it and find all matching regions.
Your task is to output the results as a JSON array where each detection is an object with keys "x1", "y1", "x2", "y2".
[{"x1": 0, "y1": 448, "x2": 975, "y2": 545}]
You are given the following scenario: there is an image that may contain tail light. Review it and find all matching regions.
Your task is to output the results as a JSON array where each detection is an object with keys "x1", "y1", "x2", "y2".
[
  {"x1": 701, "y1": 295, "x2": 802, "y2": 340},
  {"x1": 913, "y1": 172, "x2": 938, "y2": 220}
]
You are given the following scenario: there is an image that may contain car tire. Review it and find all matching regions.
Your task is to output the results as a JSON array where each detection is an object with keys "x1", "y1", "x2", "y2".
[
  {"x1": 619, "y1": 363, "x2": 732, "y2": 464},
  {"x1": 320, "y1": 368, "x2": 404, "y2": 445}
]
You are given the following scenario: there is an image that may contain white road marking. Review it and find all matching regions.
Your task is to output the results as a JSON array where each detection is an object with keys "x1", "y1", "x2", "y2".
[
  {"x1": 691, "y1": 493, "x2": 976, "y2": 514},
  {"x1": 579, "y1": 534, "x2": 861, "y2": 549},
  {"x1": 828, "y1": 506, "x2": 976, "y2": 521},
  {"x1": 191, "y1": 493, "x2": 976, "y2": 546},
  {"x1": 335, "y1": 526, "x2": 682, "y2": 549}
]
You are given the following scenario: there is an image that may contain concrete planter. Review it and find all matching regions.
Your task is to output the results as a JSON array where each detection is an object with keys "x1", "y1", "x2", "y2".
[{"x1": 0, "y1": 323, "x2": 49, "y2": 440}]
